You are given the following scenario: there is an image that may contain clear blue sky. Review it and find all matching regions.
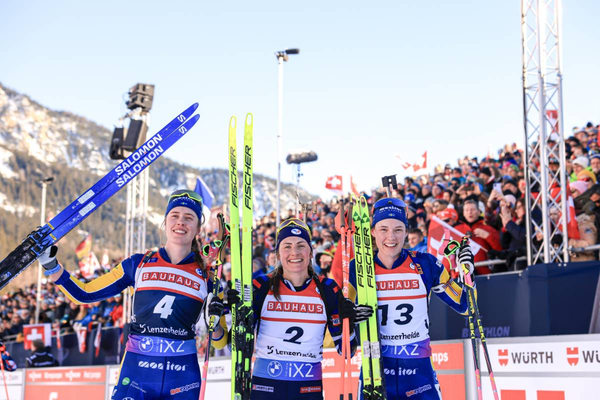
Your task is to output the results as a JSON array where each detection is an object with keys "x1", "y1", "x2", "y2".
[{"x1": 2, "y1": 1, "x2": 599, "y2": 198}]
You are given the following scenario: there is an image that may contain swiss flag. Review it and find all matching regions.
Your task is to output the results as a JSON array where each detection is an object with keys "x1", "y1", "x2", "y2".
[
  {"x1": 325, "y1": 175, "x2": 343, "y2": 193},
  {"x1": 23, "y1": 323, "x2": 52, "y2": 350},
  {"x1": 427, "y1": 216, "x2": 483, "y2": 261},
  {"x1": 413, "y1": 151, "x2": 428, "y2": 172}
]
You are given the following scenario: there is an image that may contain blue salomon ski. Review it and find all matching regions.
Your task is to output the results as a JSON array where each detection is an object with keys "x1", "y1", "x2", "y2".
[{"x1": 0, "y1": 105, "x2": 201, "y2": 289}]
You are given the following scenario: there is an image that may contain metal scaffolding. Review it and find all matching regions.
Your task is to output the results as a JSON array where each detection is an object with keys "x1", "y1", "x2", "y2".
[
  {"x1": 121, "y1": 108, "x2": 151, "y2": 323},
  {"x1": 521, "y1": 0, "x2": 569, "y2": 265}
]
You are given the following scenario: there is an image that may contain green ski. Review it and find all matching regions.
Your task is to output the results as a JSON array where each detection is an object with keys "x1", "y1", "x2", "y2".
[
  {"x1": 229, "y1": 114, "x2": 255, "y2": 400},
  {"x1": 353, "y1": 196, "x2": 386, "y2": 400}
]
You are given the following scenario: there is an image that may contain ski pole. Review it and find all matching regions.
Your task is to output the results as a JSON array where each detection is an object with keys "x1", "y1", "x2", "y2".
[
  {"x1": 443, "y1": 238, "x2": 482, "y2": 400},
  {"x1": 465, "y1": 281, "x2": 483, "y2": 400},
  {"x1": 458, "y1": 236, "x2": 499, "y2": 400},
  {"x1": 0, "y1": 344, "x2": 10, "y2": 400},
  {"x1": 200, "y1": 215, "x2": 230, "y2": 400},
  {"x1": 466, "y1": 276, "x2": 498, "y2": 400},
  {"x1": 336, "y1": 197, "x2": 353, "y2": 400}
]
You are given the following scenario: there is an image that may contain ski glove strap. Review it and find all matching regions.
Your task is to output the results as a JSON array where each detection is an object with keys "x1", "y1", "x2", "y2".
[
  {"x1": 39, "y1": 246, "x2": 59, "y2": 270},
  {"x1": 457, "y1": 244, "x2": 475, "y2": 284},
  {"x1": 355, "y1": 304, "x2": 374, "y2": 324},
  {"x1": 204, "y1": 293, "x2": 224, "y2": 329}
]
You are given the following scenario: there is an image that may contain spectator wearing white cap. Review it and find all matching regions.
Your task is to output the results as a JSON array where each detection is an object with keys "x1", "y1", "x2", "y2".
[{"x1": 571, "y1": 156, "x2": 591, "y2": 182}]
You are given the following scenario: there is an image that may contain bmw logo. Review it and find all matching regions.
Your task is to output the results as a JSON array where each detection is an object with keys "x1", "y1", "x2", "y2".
[
  {"x1": 291, "y1": 228, "x2": 301, "y2": 235},
  {"x1": 196, "y1": 268, "x2": 203, "y2": 276},
  {"x1": 410, "y1": 263, "x2": 415, "y2": 270},
  {"x1": 139, "y1": 337, "x2": 154, "y2": 353},
  {"x1": 267, "y1": 361, "x2": 283, "y2": 377}
]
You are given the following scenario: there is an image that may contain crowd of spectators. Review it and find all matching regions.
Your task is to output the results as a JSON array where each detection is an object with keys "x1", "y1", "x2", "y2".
[
  {"x1": 0, "y1": 276, "x2": 124, "y2": 342},
  {"x1": 3, "y1": 122, "x2": 600, "y2": 343}
]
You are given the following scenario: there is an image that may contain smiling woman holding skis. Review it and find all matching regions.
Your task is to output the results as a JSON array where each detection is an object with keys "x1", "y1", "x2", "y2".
[
  {"x1": 248, "y1": 218, "x2": 372, "y2": 400},
  {"x1": 39, "y1": 189, "x2": 230, "y2": 400},
  {"x1": 350, "y1": 197, "x2": 475, "y2": 400}
]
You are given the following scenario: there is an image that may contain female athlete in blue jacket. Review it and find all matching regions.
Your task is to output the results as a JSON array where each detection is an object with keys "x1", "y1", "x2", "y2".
[
  {"x1": 250, "y1": 218, "x2": 372, "y2": 400},
  {"x1": 40, "y1": 190, "x2": 228, "y2": 400},
  {"x1": 350, "y1": 198, "x2": 476, "y2": 400}
]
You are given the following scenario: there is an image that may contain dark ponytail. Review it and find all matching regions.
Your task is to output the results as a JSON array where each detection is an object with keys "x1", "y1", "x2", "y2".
[{"x1": 191, "y1": 237, "x2": 206, "y2": 275}]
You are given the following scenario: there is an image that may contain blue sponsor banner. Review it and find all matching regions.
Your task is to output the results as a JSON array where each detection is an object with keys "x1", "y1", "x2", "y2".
[{"x1": 429, "y1": 261, "x2": 600, "y2": 340}]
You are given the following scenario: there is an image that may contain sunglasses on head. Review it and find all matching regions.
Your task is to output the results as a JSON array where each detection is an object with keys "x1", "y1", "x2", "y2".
[
  {"x1": 276, "y1": 218, "x2": 312, "y2": 239},
  {"x1": 580, "y1": 178, "x2": 593, "y2": 183},
  {"x1": 373, "y1": 198, "x2": 407, "y2": 212},
  {"x1": 169, "y1": 189, "x2": 203, "y2": 205}
]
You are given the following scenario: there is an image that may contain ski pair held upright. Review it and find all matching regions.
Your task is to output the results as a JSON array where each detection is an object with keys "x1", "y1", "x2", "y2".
[
  {"x1": 353, "y1": 196, "x2": 386, "y2": 400},
  {"x1": 228, "y1": 114, "x2": 254, "y2": 400},
  {"x1": 0, "y1": 103, "x2": 201, "y2": 290}
]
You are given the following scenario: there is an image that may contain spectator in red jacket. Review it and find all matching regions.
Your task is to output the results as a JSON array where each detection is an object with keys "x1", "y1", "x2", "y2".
[{"x1": 455, "y1": 199, "x2": 503, "y2": 275}]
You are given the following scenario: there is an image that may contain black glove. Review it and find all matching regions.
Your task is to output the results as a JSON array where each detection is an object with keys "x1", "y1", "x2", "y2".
[
  {"x1": 339, "y1": 298, "x2": 357, "y2": 323},
  {"x1": 224, "y1": 289, "x2": 241, "y2": 306},
  {"x1": 204, "y1": 293, "x2": 224, "y2": 329},
  {"x1": 355, "y1": 304, "x2": 374, "y2": 323},
  {"x1": 38, "y1": 246, "x2": 58, "y2": 270},
  {"x1": 456, "y1": 244, "x2": 475, "y2": 284}
]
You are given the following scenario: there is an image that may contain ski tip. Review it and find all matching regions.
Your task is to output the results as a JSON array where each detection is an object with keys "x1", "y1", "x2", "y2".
[
  {"x1": 229, "y1": 116, "x2": 237, "y2": 129},
  {"x1": 245, "y1": 113, "x2": 253, "y2": 126},
  {"x1": 182, "y1": 103, "x2": 199, "y2": 114}
]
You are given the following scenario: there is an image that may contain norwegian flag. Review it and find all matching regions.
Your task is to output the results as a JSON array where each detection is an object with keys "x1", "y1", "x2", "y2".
[
  {"x1": 325, "y1": 175, "x2": 343, "y2": 193},
  {"x1": 427, "y1": 216, "x2": 483, "y2": 261},
  {"x1": 94, "y1": 322, "x2": 103, "y2": 357}
]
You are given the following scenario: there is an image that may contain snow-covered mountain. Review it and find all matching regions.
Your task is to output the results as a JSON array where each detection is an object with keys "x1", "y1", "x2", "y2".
[
  {"x1": 0, "y1": 82, "x2": 313, "y2": 215},
  {"x1": 0, "y1": 82, "x2": 315, "y2": 283}
]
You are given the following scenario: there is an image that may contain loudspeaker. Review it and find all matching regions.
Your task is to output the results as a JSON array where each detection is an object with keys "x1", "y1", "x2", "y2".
[
  {"x1": 127, "y1": 84, "x2": 155, "y2": 111},
  {"x1": 126, "y1": 94, "x2": 153, "y2": 111},
  {"x1": 129, "y1": 83, "x2": 155, "y2": 97},
  {"x1": 109, "y1": 127, "x2": 126, "y2": 160},
  {"x1": 122, "y1": 119, "x2": 149, "y2": 151}
]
